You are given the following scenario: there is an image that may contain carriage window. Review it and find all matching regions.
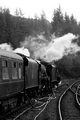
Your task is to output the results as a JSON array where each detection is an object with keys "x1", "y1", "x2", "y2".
[
  {"x1": 12, "y1": 61, "x2": 18, "y2": 79},
  {"x1": 18, "y1": 63, "x2": 22, "y2": 79},
  {"x1": 2, "y1": 60, "x2": 9, "y2": 80}
]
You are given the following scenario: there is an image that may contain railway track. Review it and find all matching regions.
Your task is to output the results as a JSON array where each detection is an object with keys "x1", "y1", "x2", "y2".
[
  {"x1": 14, "y1": 95, "x2": 56, "y2": 120},
  {"x1": 18, "y1": 79, "x2": 80, "y2": 120},
  {"x1": 33, "y1": 95, "x2": 56, "y2": 120},
  {"x1": 76, "y1": 84, "x2": 80, "y2": 106},
  {"x1": 25, "y1": 81, "x2": 69, "y2": 120},
  {"x1": 1, "y1": 79, "x2": 79, "y2": 120},
  {"x1": 58, "y1": 80, "x2": 80, "y2": 120},
  {"x1": 12, "y1": 79, "x2": 77, "y2": 120},
  {"x1": 0, "y1": 94, "x2": 53, "y2": 120},
  {"x1": 0, "y1": 99, "x2": 35, "y2": 120}
]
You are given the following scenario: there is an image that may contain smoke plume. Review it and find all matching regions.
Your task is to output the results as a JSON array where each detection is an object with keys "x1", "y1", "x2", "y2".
[
  {"x1": 0, "y1": 43, "x2": 13, "y2": 51},
  {"x1": 0, "y1": 33, "x2": 79, "y2": 62},
  {"x1": 21, "y1": 33, "x2": 79, "y2": 62},
  {"x1": 14, "y1": 47, "x2": 30, "y2": 56},
  {"x1": 40, "y1": 33, "x2": 79, "y2": 62},
  {"x1": 0, "y1": 43, "x2": 30, "y2": 57}
]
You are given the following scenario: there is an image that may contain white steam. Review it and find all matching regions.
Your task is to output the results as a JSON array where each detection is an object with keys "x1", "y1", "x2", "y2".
[
  {"x1": 14, "y1": 47, "x2": 30, "y2": 57},
  {"x1": 0, "y1": 43, "x2": 30, "y2": 57},
  {"x1": 0, "y1": 43, "x2": 13, "y2": 51},
  {"x1": 34, "y1": 33, "x2": 79, "y2": 62},
  {"x1": 0, "y1": 33, "x2": 79, "y2": 62}
]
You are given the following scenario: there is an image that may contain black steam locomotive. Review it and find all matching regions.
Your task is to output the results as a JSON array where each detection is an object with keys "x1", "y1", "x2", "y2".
[{"x1": 0, "y1": 49, "x2": 60, "y2": 112}]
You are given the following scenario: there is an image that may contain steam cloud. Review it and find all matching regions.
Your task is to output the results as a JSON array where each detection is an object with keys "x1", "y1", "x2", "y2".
[
  {"x1": 0, "y1": 43, "x2": 30, "y2": 57},
  {"x1": 0, "y1": 43, "x2": 13, "y2": 51},
  {"x1": 40, "y1": 33, "x2": 79, "y2": 62},
  {"x1": 14, "y1": 47, "x2": 30, "y2": 56},
  {"x1": 0, "y1": 33, "x2": 80, "y2": 62},
  {"x1": 21, "y1": 33, "x2": 79, "y2": 62}
]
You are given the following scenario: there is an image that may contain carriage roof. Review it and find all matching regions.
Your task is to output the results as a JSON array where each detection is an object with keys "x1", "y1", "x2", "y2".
[{"x1": 0, "y1": 49, "x2": 23, "y2": 60}]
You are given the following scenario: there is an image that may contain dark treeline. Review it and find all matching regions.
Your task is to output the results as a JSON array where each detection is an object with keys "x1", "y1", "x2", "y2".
[
  {"x1": 54, "y1": 52, "x2": 80, "y2": 79},
  {"x1": 0, "y1": 6, "x2": 80, "y2": 49},
  {"x1": 51, "y1": 5, "x2": 80, "y2": 36},
  {"x1": 0, "y1": 8, "x2": 51, "y2": 48}
]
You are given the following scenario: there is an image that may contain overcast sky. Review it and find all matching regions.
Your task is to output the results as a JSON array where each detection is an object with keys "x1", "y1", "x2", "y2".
[{"x1": 0, "y1": 0, "x2": 80, "y2": 22}]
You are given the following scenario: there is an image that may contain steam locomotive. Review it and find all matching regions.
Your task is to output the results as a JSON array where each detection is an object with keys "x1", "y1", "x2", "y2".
[{"x1": 0, "y1": 49, "x2": 60, "y2": 113}]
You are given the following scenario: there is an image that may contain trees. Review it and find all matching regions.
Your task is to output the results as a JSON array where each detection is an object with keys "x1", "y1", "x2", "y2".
[
  {"x1": 0, "y1": 8, "x2": 52, "y2": 48},
  {"x1": 55, "y1": 53, "x2": 80, "y2": 78},
  {"x1": 62, "y1": 13, "x2": 72, "y2": 34},
  {"x1": 51, "y1": 5, "x2": 64, "y2": 36},
  {"x1": 40, "y1": 10, "x2": 51, "y2": 38},
  {"x1": 0, "y1": 8, "x2": 6, "y2": 43},
  {"x1": 63, "y1": 13, "x2": 77, "y2": 35},
  {"x1": 51, "y1": 6, "x2": 78, "y2": 36}
]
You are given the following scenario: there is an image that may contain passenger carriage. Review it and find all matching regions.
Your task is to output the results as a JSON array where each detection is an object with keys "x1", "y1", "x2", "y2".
[{"x1": 0, "y1": 49, "x2": 24, "y2": 111}]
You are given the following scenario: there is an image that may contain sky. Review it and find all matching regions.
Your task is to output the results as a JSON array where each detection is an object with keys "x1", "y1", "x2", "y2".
[{"x1": 0, "y1": 0, "x2": 80, "y2": 22}]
